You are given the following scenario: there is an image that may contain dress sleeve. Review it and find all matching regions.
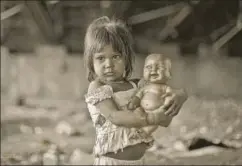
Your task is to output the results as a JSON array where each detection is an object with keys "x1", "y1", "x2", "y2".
[{"x1": 85, "y1": 85, "x2": 113, "y2": 105}]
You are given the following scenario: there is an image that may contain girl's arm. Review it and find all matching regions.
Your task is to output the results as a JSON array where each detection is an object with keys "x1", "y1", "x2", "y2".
[
  {"x1": 163, "y1": 88, "x2": 188, "y2": 117},
  {"x1": 86, "y1": 80, "x2": 162, "y2": 128},
  {"x1": 141, "y1": 126, "x2": 158, "y2": 135}
]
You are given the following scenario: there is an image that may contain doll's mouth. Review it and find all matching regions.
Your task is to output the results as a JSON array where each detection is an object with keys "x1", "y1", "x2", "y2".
[{"x1": 150, "y1": 74, "x2": 159, "y2": 77}]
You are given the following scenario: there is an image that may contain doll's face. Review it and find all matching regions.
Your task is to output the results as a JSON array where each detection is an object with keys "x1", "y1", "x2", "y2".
[{"x1": 143, "y1": 54, "x2": 171, "y2": 84}]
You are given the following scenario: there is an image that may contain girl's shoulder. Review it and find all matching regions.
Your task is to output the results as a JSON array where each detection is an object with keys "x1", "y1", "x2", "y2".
[{"x1": 87, "y1": 80, "x2": 105, "y2": 93}]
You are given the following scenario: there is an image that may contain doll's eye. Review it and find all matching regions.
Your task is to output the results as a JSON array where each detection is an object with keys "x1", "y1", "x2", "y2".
[
  {"x1": 145, "y1": 65, "x2": 152, "y2": 70},
  {"x1": 157, "y1": 65, "x2": 165, "y2": 70}
]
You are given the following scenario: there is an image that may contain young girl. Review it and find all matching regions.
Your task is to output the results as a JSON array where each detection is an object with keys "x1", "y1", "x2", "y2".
[{"x1": 84, "y1": 16, "x2": 187, "y2": 165}]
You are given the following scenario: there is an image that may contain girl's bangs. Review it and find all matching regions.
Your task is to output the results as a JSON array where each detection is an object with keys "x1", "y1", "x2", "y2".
[{"x1": 92, "y1": 29, "x2": 126, "y2": 56}]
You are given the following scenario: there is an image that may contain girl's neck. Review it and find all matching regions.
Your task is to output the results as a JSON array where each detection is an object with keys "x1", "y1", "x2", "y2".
[{"x1": 98, "y1": 78, "x2": 127, "y2": 85}]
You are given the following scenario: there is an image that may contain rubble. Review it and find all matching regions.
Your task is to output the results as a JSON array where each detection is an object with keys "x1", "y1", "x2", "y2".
[
  {"x1": 55, "y1": 121, "x2": 73, "y2": 135},
  {"x1": 69, "y1": 148, "x2": 93, "y2": 165},
  {"x1": 20, "y1": 124, "x2": 33, "y2": 134}
]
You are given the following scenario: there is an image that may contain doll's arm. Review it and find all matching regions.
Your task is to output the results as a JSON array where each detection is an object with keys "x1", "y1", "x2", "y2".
[{"x1": 127, "y1": 88, "x2": 144, "y2": 110}]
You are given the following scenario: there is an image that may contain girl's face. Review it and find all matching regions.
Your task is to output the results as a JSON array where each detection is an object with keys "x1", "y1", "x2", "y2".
[{"x1": 93, "y1": 44, "x2": 125, "y2": 83}]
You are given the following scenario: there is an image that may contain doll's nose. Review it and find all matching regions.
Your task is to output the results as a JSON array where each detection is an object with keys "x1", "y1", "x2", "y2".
[{"x1": 150, "y1": 67, "x2": 157, "y2": 73}]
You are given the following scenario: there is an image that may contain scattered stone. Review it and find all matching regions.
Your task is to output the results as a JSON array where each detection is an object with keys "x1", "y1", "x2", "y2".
[
  {"x1": 172, "y1": 146, "x2": 224, "y2": 158},
  {"x1": 16, "y1": 95, "x2": 26, "y2": 106},
  {"x1": 225, "y1": 126, "x2": 234, "y2": 134},
  {"x1": 55, "y1": 121, "x2": 73, "y2": 135},
  {"x1": 43, "y1": 144, "x2": 60, "y2": 165},
  {"x1": 8, "y1": 155, "x2": 23, "y2": 164},
  {"x1": 69, "y1": 148, "x2": 91, "y2": 165},
  {"x1": 147, "y1": 141, "x2": 164, "y2": 152},
  {"x1": 173, "y1": 140, "x2": 188, "y2": 151},
  {"x1": 20, "y1": 124, "x2": 33, "y2": 134},
  {"x1": 222, "y1": 139, "x2": 242, "y2": 149},
  {"x1": 70, "y1": 131, "x2": 84, "y2": 137},
  {"x1": 34, "y1": 127, "x2": 44, "y2": 134},
  {"x1": 20, "y1": 160, "x2": 29, "y2": 165},
  {"x1": 233, "y1": 133, "x2": 242, "y2": 140},
  {"x1": 29, "y1": 153, "x2": 42, "y2": 165},
  {"x1": 41, "y1": 138, "x2": 52, "y2": 146},
  {"x1": 180, "y1": 125, "x2": 187, "y2": 134},
  {"x1": 199, "y1": 126, "x2": 208, "y2": 134}
]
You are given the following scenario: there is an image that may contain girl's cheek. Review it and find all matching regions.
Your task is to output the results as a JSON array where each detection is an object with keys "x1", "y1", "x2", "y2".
[{"x1": 116, "y1": 59, "x2": 125, "y2": 65}]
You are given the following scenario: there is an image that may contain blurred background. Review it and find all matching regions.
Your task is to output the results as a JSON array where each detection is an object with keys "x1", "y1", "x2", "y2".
[{"x1": 1, "y1": 0, "x2": 242, "y2": 165}]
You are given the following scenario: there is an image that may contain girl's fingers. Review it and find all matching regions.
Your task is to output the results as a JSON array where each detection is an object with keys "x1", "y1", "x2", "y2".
[
  {"x1": 163, "y1": 96, "x2": 175, "y2": 110},
  {"x1": 168, "y1": 105, "x2": 181, "y2": 117},
  {"x1": 164, "y1": 102, "x2": 176, "y2": 116}
]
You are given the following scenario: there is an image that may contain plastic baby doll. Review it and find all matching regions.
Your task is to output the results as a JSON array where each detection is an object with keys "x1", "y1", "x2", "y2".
[{"x1": 127, "y1": 53, "x2": 174, "y2": 135}]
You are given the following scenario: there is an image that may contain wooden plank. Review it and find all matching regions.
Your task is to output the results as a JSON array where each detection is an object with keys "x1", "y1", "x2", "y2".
[
  {"x1": 1, "y1": 3, "x2": 24, "y2": 21},
  {"x1": 159, "y1": 4, "x2": 192, "y2": 41},
  {"x1": 61, "y1": 1, "x2": 99, "y2": 7},
  {"x1": 24, "y1": 0, "x2": 56, "y2": 43},
  {"x1": 128, "y1": 2, "x2": 185, "y2": 25},
  {"x1": 1, "y1": 47, "x2": 11, "y2": 94},
  {"x1": 209, "y1": 22, "x2": 235, "y2": 41},
  {"x1": 212, "y1": 22, "x2": 242, "y2": 51}
]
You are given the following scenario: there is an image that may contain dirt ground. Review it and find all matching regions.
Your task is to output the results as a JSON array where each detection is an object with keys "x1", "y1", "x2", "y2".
[
  {"x1": 1, "y1": 52, "x2": 242, "y2": 165},
  {"x1": 1, "y1": 94, "x2": 242, "y2": 165}
]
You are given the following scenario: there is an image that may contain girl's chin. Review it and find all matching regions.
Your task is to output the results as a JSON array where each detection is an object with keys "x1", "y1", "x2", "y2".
[{"x1": 99, "y1": 77, "x2": 122, "y2": 83}]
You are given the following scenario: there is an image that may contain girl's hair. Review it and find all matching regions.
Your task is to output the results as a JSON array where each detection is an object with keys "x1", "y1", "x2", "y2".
[{"x1": 84, "y1": 16, "x2": 135, "y2": 82}]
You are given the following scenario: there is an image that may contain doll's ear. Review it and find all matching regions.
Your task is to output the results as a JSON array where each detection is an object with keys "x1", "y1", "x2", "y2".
[{"x1": 164, "y1": 58, "x2": 172, "y2": 79}]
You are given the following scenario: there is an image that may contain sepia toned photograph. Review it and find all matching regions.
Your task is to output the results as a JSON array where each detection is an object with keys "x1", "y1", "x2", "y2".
[{"x1": 1, "y1": 0, "x2": 242, "y2": 165}]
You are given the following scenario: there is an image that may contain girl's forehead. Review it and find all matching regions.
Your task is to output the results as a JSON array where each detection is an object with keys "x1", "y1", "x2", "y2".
[{"x1": 95, "y1": 44, "x2": 121, "y2": 55}]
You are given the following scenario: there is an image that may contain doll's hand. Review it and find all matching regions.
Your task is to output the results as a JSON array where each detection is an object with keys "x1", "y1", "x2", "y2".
[{"x1": 127, "y1": 96, "x2": 141, "y2": 110}]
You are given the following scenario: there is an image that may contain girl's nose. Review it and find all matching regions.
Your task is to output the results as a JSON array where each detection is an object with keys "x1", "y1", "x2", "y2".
[{"x1": 104, "y1": 58, "x2": 113, "y2": 68}]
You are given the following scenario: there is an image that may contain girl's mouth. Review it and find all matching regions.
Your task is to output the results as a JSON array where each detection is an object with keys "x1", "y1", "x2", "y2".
[{"x1": 105, "y1": 72, "x2": 114, "y2": 76}]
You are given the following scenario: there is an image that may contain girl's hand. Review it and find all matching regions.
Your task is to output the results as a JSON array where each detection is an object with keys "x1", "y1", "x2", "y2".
[{"x1": 163, "y1": 89, "x2": 188, "y2": 117}]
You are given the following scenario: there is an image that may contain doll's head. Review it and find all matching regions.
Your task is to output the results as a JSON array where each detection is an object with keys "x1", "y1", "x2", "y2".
[{"x1": 143, "y1": 54, "x2": 171, "y2": 84}]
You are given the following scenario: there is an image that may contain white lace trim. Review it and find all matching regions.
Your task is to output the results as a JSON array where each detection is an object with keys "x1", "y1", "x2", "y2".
[{"x1": 85, "y1": 85, "x2": 113, "y2": 105}]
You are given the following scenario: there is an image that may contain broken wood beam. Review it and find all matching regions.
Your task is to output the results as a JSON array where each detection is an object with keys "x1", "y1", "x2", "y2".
[
  {"x1": 128, "y1": 2, "x2": 185, "y2": 25},
  {"x1": 24, "y1": 0, "x2": 56, "y2": 43},
  {"x1": 209, "y1": 22, "x2": 235, "y2": 42},
  {"x1": 212, "y1": 21, "x2": 242, "y2": 52},
  {"x1": 1, "y1": 3, "x2": 24, "y2": 21},
  {"x1": 159, "y1": 4, "x2": 192, "y2": 41}
]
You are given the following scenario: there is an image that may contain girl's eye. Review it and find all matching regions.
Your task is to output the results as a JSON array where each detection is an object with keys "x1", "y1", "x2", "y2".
[
  {"x1": 113, "y1": 54, "x2": 121, "y2": 59},
  {"x1": 96, "y1": 57, "x2": 104, "y2": 61},
  {"x1": 145, "y1": 66, "x2": 152, "y2": 70}
]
